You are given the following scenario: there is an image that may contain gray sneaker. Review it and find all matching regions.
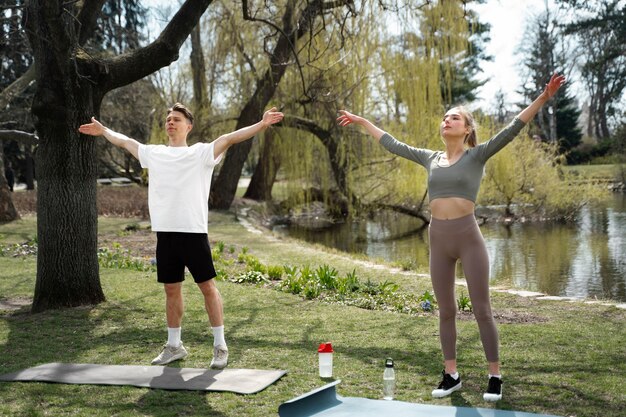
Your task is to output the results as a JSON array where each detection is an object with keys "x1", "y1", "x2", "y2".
[
  {"x1": 210, "y1": 345, "x2": 229, "y2": 369},
  {"x1": 151, "y1": 343, "x2": 188, "y2": 365}
]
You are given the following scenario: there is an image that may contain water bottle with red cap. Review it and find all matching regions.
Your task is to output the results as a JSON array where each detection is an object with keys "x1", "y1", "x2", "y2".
[{"x1": 318, "y1": 342, "x2": 333, "y2": 378}]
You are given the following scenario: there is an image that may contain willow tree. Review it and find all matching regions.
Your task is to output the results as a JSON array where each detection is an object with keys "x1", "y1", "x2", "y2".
[
  {"x1": 208, "y1": 0, "x2": 355, "y2": 209},
  {"x1": 25, "y1": 0, "x2": 214, "y2": 312},
  {"x1": 320, "y1": 1, "x2": 470, "y2": 211},
  {"x1": 234, "y1": 1, "x2": 474, "y2": 219}
]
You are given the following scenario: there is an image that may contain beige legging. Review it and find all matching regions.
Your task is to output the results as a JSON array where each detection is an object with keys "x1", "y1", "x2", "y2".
[{"x1": 428, "y1": 214, "x2": 499, "y2": 362}]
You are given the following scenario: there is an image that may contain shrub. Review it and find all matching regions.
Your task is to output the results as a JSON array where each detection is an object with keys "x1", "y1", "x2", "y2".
[
  {"x1": 231, "y1": 270, "x2": 268, "y2": 285},
  {"x1": 316, "y1": 264, "x2": 339, "y2": 290},
  {"x1": 457, "y1": 291, "x2": 472, "y2": 312},
  {"x1": 266, "y1": 265, "x2": 284, "y2": 280}
]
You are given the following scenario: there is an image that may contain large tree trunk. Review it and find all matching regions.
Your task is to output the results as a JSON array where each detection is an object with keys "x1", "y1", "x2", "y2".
[
  {"x1": 25, "y1": 0, "x2": 214, "y2": 312},
  {"x1": 243, "y1": 128, "x2": 280, "y2": 201},
  {"x1": 26, "y1": 1, "x2": 105, "y2": 311},
  {"x1": 33, "y1": 110, "x2": 104, "y2": 311}
]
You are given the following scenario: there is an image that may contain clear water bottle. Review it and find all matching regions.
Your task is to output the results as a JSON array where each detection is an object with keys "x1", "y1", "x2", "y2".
[{"x1": 383, "y1": 358, "x2": 395, "y2": 400}]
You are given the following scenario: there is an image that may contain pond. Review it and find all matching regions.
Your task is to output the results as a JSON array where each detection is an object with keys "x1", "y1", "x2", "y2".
[{"x1": 271, "y1": 194, "x2": 626, "y2": 302}]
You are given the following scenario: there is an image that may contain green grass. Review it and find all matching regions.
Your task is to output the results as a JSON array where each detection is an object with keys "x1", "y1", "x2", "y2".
[
  {"x1": 562, "y1": 163, "x2": 619, "y2": 181},
  {"x1": 1, "y1": 214, "x2": 625, "y2": 416}
]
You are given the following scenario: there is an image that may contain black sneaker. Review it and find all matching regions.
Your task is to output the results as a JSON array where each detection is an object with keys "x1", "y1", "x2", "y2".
[
  {"x1": 483, "y1": 376, "x2": 503, "y2": 401},
  {"x1": 431, "y1": 370, "x2": 462, "y2": 398}
]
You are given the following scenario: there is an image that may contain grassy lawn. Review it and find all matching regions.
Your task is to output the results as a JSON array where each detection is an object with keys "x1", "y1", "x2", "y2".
[
  {"x1": 1, "y1": 213, "x2": 625, "y2": 417},
  {"x1": 562, "y1": 163, "x2": 621, "y2": 181}
]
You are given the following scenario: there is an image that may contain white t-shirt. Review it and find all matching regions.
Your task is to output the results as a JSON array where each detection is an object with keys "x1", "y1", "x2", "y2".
[{"x1": 138, "y1": 142, "x2": 223, "y2": 233}]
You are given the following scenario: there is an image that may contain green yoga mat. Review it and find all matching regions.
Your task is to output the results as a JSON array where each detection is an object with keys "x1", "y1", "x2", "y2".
[
  {"x1": 278, "y1": 380, "x2": 561, "y2": 417},
  {"x1": 0, "y1": 363, "x2": 286, "y2": 394}
]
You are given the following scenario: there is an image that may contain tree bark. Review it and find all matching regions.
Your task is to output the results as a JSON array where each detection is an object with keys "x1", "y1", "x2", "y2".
[
  {"x1": 25, "y1": 0, "x2": 214, "y2": 312},
  {"x1": 190, "y1": 25, "x2": 208, "y2": 113},
  {"x1": 243, "y1": 128, "x2": 280, "y2": 201},
  {"x1": 0, "y1": 146, "x2": 19, "y2": 222},
  {"x1": 24, "y1": 148, "x2": 35, "y2": 190}
]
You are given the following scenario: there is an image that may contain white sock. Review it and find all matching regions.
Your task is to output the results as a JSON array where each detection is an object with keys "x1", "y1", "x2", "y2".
[
  {"x1": 167, "y1": 327, "x2": 181, "y2": 347},
  {"x1": 489, "y1": 374, "x2": 502, "y2": 379},
  {"x1": 212, "y1": 325, "x2": 226, "y2": 348},
  {"x1": 449, "y1": 372, "x2": 459, "y2": 380}
]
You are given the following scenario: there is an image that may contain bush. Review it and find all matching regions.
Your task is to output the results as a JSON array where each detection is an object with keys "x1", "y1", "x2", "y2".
[
  {"x1": 481, "y1": 139, "x2": 607, "y2": 220},
  {"x1": 266, "y1": 265, "x2": 284, "y2": 280},
  {"x1": 231, "y1": 270, "x2": 268, "y2": 284}
]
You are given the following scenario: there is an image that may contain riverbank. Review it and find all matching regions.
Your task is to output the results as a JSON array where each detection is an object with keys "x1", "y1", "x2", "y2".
[{"x1": 1, "y1": 212, "x2": 625, "y2": 416}]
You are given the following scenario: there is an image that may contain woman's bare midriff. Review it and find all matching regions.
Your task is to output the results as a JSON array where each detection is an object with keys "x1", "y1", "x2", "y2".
[{"x1": 430, "y1": 197, "x2": 475, "y2": 220}]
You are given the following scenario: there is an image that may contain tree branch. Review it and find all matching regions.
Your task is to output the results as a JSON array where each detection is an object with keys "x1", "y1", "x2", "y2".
[
  {"x1": 282, "y1": 115, "x2": 332, "y2": 145},
  {"x1": 369, "y1": 201, "x2": 430, "y2": 224},
  {"x1": 0, "y1": 130, "x2": 39, "y2": 144},
  {"x1": 90, "y1": 0, "x2": 215, "y2": 93},
  {"x1": 0, "y1": 66, "x2": 36, "y2": 111},
  {"x1": 76, "y1": 0, "x2": 107, "y2": 45}
]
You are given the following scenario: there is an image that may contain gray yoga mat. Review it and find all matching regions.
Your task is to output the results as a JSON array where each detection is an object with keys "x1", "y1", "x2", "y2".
[
  {"x1": 278, "y1": 380, "x2": 561, "y2": 417},
  {"x1": 0, "y1": 363, "x2": 286, "y2": 394}
]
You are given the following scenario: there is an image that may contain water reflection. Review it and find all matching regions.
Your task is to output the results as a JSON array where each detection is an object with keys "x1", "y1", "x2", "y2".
[{"x1": 272, "y1": 194, "x2": 626, "y2": 302}]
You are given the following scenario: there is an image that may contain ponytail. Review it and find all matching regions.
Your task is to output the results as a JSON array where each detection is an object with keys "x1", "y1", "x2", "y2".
[
  {"x1": 465, "y1": 129, "x2": 477, "y2": 148},
  {"x1": 454, "y1": 106, "x2": 478, "y2": 148}
]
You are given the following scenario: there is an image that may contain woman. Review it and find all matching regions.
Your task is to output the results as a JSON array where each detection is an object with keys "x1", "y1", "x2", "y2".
[{"x1": 337, "y1": 74, "x2": 565, "y2": 401}]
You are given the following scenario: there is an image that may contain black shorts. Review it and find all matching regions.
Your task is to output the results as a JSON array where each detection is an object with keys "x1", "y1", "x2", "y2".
[{"x1": 155, "y1": 232, "x2": 217, "y2": 284}]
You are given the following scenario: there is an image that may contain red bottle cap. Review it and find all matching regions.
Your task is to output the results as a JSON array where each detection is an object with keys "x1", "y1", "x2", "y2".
[{"x1": 318, "y1": 342, "x2": 333, "y2": 353}]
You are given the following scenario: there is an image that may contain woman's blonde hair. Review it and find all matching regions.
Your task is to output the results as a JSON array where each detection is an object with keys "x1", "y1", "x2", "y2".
[{"x1": 452, "y1": 106, "x2": 477, "y2": 148}]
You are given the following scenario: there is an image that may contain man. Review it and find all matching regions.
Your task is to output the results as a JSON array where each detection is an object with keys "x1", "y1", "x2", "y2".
[{"x1": 79, "y1": 103, "x2": 284, "y2": 368}]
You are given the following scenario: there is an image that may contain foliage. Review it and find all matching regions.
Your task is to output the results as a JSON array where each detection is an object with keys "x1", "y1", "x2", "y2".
[
  {"x1": 457, "y1": 291, "x2": 472, "y2": 312},
  {"x1": 556, "y1": 0, "x2": 626, "y2": 139},
  {"x1": 316, "y1": 264, "x2": 339, "y2": 290},
  {"x1": 479, "y1": 120, "x2": 607, "y2": 220},
  {"x1": 397, "y1": 258, "x2": 418, "y2": 271},
  {"x1": 0, "y1": 239, "x2": 38, "y2": 257},
  {"x1": 238, "y1": 253, "x2": 266, "y2": 274},
  {"x1": 230, "y1": 270, "x2": 268, "y2": 285},
  {"x1": 266, "y1": 265, "x2": 284, "y2": 280},
  {"x1": 87, "y1": 0, "x2": 148, "y2": 53},
  {"x1": 97, "y1": 243, "x2": 154, "y2": 272},
  {"x1": 434, "y1": 0, "x2": 493, "y2": 105},
  {"x1": 270, "y1": 263, "x2": 436, "y2": 315},
  {"x1": 518, "y1": 10, "x2": 582, "y2": 154}
]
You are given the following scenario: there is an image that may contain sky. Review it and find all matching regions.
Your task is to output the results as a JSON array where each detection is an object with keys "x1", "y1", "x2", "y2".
[{"x1": 470, "y1": 0, "x2": 555, "y2": 112}]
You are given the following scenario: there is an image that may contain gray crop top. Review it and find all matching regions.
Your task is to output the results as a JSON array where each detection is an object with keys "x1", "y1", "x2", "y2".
[{"x1": 379, "y1": 117, "x2": 526, "y2": 203}]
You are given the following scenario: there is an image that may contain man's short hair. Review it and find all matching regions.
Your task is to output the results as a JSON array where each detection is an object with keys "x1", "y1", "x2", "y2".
[{"x1": 167, "y1": 103, "x2": 194, "y2": 125}]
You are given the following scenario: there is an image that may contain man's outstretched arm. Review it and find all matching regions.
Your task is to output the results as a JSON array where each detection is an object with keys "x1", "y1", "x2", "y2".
[
  {"x1": 79, "y1": 117, "x2": 141, "y2": 160},
  {"x1": 212, "y1": 107, "x2": 284, "y2": 159}
]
